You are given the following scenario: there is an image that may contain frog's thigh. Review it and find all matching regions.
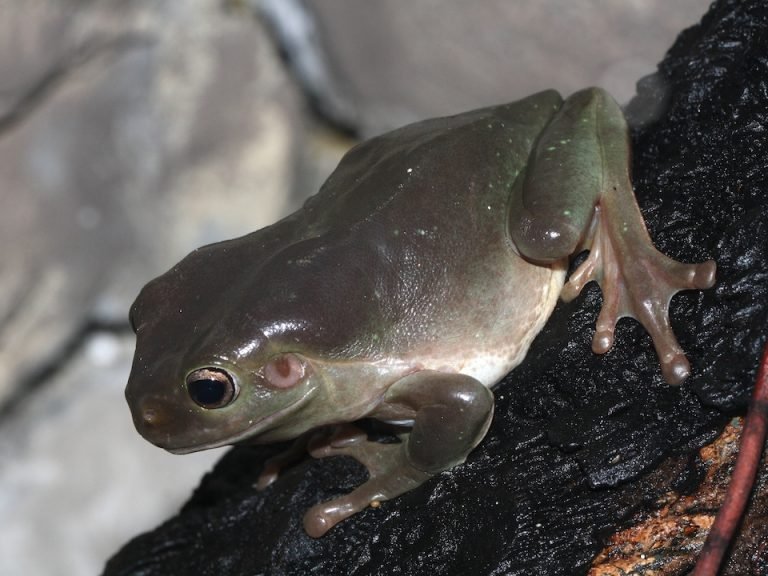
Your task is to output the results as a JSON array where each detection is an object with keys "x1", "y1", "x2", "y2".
[
  {"x1": 509, "y1": 87, "x2": 626, "y2": 262},
  {"x1": 383, "y1": 371, "x2": 494, "y2": 471}
]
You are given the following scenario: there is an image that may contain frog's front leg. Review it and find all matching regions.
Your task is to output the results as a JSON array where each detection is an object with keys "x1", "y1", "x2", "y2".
[
  {"x1": 255, "y1": 432, "x2": 314, "y2": 490},
  {"x1": 509, "y1": 87, "x2": 716, "y2": 384},
  {"x1": 302, "y1": 371, "x2": 494, "y2": 537}
]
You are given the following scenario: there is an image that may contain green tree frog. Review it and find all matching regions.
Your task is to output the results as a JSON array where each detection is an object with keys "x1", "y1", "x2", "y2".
[{"x1": 126, "y1": 88, "x2": 716, "y2": 537}]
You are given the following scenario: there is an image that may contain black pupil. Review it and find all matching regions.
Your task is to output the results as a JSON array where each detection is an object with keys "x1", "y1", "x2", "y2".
[{"x1": 189, "y1": 378, "x2": 227, "y2": 406}]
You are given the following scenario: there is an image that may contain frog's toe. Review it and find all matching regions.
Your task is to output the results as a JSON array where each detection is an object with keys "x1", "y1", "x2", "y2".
[
  {"x1": 307, "y1": 424, "x2": 367, "y2": 459},
  {"x1": 303, "y1": 488, "x2": 383, "y2": 538},
  {"x1": 592, "y1": 326, "x2": 615, "y2": 355},
  {"x1": 691, "y1": 259, "x2": 717, "y2": 289},
  {"x1": 591, "y1": 281, "x2": 690, "y2": 385},
  {"x1": 303, "y1": 504, "x2": 338, "y2": 538},
  {"x1": 661, "y1": 351, "x2": 691, "y2": 385},
  {"x1": 663, "y1": 258, "x2": 717, "y2": 293},
  {"x1": 255, "y1": 464, "x2": 280, "y2": 490},
  {"x1": 631, "y1": 255, "x2": 715, "y2": 384},
  {"x1": 614, "y1": 267, "x2": 698, "y2": 385}
]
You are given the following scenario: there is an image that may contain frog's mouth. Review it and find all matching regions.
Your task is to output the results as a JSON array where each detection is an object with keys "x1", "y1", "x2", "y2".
[{"x1": 165, "y1": 387, "x2": 315, "y2": 455}]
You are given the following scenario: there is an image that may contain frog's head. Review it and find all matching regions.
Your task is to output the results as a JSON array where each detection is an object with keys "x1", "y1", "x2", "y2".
[
  {"x1": 126, "y1": 343, "x2": 320, "y2": 454},
  {"x1": 124, "y1": 240, "x2": 333, "y2": 454}
]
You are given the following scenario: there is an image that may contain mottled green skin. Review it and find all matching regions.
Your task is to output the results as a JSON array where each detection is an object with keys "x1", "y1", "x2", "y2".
[{"x1": 126, "y1": 88, "x2": 715, "y2": 536}]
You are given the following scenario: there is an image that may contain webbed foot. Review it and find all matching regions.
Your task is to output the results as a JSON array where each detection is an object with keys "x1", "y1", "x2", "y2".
[
  {"x1": 562, "y1": 204, "x2": 716, "y2": 384},
  {"x1": 303, "y1": 424, "x2": 433, "y2": 537},
  {"x1": 301, "y1": 372, "x2": 493, "y2": 537}
]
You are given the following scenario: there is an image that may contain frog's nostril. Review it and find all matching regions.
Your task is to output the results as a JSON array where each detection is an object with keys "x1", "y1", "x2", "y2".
[
  {"x1": 142, "y1": 407, "x2": 160, "y2": 426},
  {"x1": 136, "y1": 399, "x2": 169, "y2": 429}
]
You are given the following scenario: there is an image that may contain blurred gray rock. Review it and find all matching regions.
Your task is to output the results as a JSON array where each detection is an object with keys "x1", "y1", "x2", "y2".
[
  {"x1": 0, "y1": 0, "x2": 302, "y2": 408},
  {"x1": 0, "y1": 331, "x2": 225, "y2": 576},
  {"x1": 300, "y1": 0, "x2": 713, "y2": 134}
]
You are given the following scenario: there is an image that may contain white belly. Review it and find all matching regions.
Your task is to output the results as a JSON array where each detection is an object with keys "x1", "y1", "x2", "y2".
[{"x1": 414, "y1": 260, "x2": 567, "y2": 388}]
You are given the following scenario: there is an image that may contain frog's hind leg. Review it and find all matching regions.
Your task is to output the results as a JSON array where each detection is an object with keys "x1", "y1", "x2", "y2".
[
  {"x1": 560, "y1": 200, "x2": 715, "y2": 384},
  {"x1": 509, "y1": 87, "x2": 716, "y2": 384}
]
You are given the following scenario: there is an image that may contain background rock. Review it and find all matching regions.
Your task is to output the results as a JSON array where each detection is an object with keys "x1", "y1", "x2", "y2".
[
  {"x1": 300, "y1": 0, "x2": 712, "y2": 134},
  {"x1": 0, "y1": 331, "x2": 225, "y2": 576},
  {"x1": 0, "y1": 0, "x2": 301, "y2": 409}
]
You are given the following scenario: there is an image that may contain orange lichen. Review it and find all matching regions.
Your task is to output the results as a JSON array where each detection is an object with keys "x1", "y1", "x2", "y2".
[{"x1": 589, "y1": 420, "x2": 767, "y2": 576}]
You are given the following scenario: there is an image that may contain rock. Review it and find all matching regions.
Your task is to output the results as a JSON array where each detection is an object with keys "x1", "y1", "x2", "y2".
[
  {"x1": 0, "y1": 0, "x2": 301, "y2": 409},
  {"x1": 299, "y1": 0, "x2": 712, "y2": 134},
  {"x1": 102, "y1": 0, "x2": 768, "y2": 574},
  {"x1": 0, "y1": 332, "x2": 225, "y2": 576},
  {"x1": 591, "y1": 420, "x2": 768, "y2": 574}
]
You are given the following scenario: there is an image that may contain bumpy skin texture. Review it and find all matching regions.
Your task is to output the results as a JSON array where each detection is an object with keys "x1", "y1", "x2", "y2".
[{"x1": 107, "y1": 2, "x2": 768, "y2": 572}]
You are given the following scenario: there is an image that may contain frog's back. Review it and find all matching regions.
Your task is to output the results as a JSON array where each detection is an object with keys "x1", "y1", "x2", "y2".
[
  {"x1": 141, "y1": 92, "x2": 566, "y2": 385},
  {"x1": 253, "y1": 91, "x2": 567, "y2": 376},
  {"x1": 303, "y1": 90, "x2": 563, "y2": 239}
]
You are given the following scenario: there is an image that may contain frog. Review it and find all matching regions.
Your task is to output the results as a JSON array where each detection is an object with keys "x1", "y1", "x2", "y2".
[{"x1": 126, "y1": 87, "x2": 716, "y2": 538}]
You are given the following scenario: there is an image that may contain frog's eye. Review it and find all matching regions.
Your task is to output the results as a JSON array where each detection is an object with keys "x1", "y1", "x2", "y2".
[
  {"x1": 264, "y1": 353, "x2": 306, "y2": 389},
  {"x1": 186, "y1": 367, "x2": 238, "y2": 409}
]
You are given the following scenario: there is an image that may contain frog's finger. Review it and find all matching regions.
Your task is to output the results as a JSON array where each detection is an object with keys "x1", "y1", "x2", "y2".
[
  {"x1": 304, "y1": 494, "x2": 366, "y2": 538},
  {"x1": 303, "y1": 463, "x2": 431, "y2": 538},
  {"x1": 302, "y1": 371, "x2": 494, "y2": 537},
  {"x1": 255, "y1": 433, "x2": 313, "y2": 491}
]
